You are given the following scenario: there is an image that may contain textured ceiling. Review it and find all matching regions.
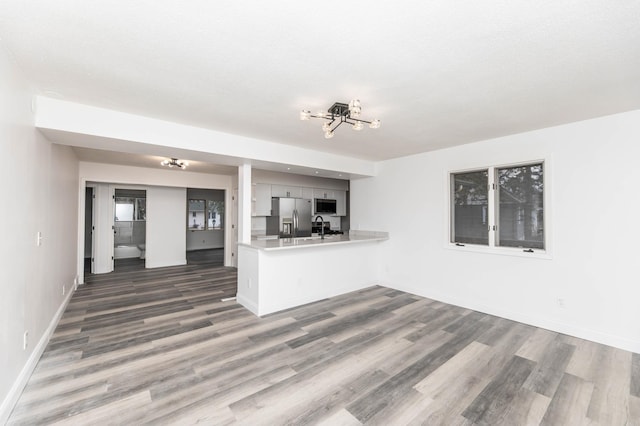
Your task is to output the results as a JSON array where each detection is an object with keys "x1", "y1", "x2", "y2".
[{"x1": 1, "y1": 1, "x2": 640, "y2": 162}]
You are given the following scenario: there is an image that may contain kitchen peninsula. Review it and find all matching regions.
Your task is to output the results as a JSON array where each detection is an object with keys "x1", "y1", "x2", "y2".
[{"x1": 237, "y1": 230, "x2": 388, "y2": 316}]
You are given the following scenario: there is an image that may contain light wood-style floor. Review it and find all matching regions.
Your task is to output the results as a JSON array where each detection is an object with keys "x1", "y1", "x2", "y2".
[{"x1": 8, "y1": 265, "x2": 640, "y2": 425}]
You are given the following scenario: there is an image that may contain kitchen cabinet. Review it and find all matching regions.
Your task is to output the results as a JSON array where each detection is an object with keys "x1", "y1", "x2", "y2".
[
  {"x1": 302, "y1": 187, "x2": 314, "y2": 200},
  {"x1": 312, "y1": 188, "x2": 336, "y2": 200},
  {"x1": 271, "y1": 184, "x2": 302, "y2": 198},
  {"x1": 252, "y1": 183, "x2": 272, "y2": 216}
]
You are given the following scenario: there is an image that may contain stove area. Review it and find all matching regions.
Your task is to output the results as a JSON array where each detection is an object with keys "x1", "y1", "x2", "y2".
[{"x1": 312, "y1": 222, "x2": 344, "y2": 236}]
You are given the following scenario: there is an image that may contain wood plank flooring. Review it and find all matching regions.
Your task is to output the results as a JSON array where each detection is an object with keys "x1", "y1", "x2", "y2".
[{"x1": 8, "y1": 265, "x2": 639, "y2": 425}]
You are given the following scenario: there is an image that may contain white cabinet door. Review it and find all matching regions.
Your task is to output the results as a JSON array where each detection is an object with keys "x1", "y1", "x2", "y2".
[
  {"x1": 312, "y1": 188, "x2": 336, "y2": 200},
  {"x1": 272, "y1": 184, "x2": 302, "y2": 198},
  {"x1": 302, "y1": 187, "x2": 314, "y2": 200},
  {"x1": 252, "y1": 183, "x2": 272, "y2": 216}
]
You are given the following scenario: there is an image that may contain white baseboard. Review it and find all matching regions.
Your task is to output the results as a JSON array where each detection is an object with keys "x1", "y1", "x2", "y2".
[
  {"x1": 145, "y1": 258, "x2": 188, "y2": 269},
  {"x1": 0, "y1": 284, "x2": 75, "y2": 424}
]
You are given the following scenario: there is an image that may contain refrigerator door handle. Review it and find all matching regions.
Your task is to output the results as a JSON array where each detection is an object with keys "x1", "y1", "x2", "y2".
[{"x1": 293, "y1": 209, "x2": 298, "y2": 236}]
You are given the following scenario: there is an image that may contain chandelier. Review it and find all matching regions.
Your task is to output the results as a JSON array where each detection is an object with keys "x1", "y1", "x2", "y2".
[
  {"x1": 160, "y1": 158, "x2": 189, "y2": 169},
  {"x1": 300, "y1": 100, "x2": 381, "y2": 139}
]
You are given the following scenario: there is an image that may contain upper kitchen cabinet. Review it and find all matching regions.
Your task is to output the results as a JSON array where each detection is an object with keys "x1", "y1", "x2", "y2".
[
  {"x1": 271, "y1": 184, "x2": 302, "y2": 198},
  {"x1": 302, "y1": 187, "x2": 314, "y2": 200},
  {"x1": 312, "y1": 188, "x2": 336, "y2": 200},
  {"x1": 252, "y1": 183, "x2": 272, "y2": 216}
]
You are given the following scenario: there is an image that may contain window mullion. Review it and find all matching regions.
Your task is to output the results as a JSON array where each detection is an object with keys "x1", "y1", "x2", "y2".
[{"x1": 487, "y1": 167, "x2": 496, "y2": 248}]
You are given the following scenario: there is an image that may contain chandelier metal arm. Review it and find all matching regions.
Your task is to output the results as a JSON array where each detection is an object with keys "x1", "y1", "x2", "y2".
[
  {"x1": 309, "y1": 115, "x2": 374, "y2": 125},
  {"x1": 345, "y1": 117, "x2": 374, "y2": 125},
  {"x1": 329, "y1": 119, "x2": 346, "y2": 133}
]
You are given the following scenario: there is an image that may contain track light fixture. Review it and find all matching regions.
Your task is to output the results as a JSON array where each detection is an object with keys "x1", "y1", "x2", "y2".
[
  {"x1": 300, "y1": 100, "x2": 381, "y2": 139},
  {"x1": 160, "y1": 158, "x2": 188, "y2": 169}
]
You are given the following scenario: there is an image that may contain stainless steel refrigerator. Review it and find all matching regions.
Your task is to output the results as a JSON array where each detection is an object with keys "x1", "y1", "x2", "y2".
[{"x1": 266, "y1": 198, "x2": 312, "y2": 238}]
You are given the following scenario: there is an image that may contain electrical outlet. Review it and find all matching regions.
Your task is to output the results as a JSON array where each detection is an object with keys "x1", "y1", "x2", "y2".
[
  {"x1": 557, "y1": 298, "x2": 565, "y2": 308},
  {"x1": 36, "y1": 231, "x2": 42, "y2": 247},
  {"x1": 247, "y1": 278, "x2": 252, "y2": 289},
  {"x1": 62, "y1": 284, "x2": 65, "y2": 296},
  {"x1": 23, "y1": 331, "x2": 28, "y2": 350}
]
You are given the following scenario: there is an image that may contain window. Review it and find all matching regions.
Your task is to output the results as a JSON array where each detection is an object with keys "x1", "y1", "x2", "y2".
[
  {"x1": 450, "y1": 162, "x2": 544, "y2": 251},
  {"x1": 188, "y1": 199, "x2": 225, "y2": 231},
  {"x1": 115, "y1": 197, "x2": 146, "y2": 221},
  {"x1": 188, "y1": 199, "x2": 206, "y2": 230},
  {"x1": 115, "y1": 198, "x2": 134, "y2": 222},
  {"x1": 451, "y1": 170, "x2": 489, "y2": 245},
  {"x1": 496, "y1": 164, "x2": 544, "y2": 249},
  {"x1": 207, "y1": 200, "x2": 224, "y2": 230}
]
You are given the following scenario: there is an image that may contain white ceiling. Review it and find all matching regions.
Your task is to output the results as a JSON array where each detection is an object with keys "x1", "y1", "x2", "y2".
[{"x1": 1, "y1": 1, "x2": 640, "y2": 166}]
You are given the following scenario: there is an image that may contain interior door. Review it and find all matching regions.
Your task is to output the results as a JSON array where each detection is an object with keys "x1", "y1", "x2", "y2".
[
  {"x1": 110, "y1": 185, "x2": 115, "y2": 271},
  {"x1": 232, "y1": 189, "x2": 238, "y2": 267},
  {"x1": 90, "y1": 186, "x2": 96, "y2": 274}
]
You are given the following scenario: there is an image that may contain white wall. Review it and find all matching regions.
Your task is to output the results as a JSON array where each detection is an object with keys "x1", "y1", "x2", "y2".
[
  {"x1": 146, "y1": 187, "x2": 187, "y2": 268},
  {"x1": 351, "y1": 109, "x2": 640, "y2": 353},
  {"x1": 186, "y1": 230, "x2": 224, "y2": 250},
  {"x1": 0, "y1": 44, "x2": 79, "y2": 422}
]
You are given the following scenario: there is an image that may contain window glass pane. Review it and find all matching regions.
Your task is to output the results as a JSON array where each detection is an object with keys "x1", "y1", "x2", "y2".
[
  {"x1": 208, "y1": 200, "x2": 224, "y2": 230},
  {"x1": 497, "y1": 163, "x2": 544, "y2": 249},
  {"x1": 451, "y1": 170, "x2": 489, "y2": 245},
  {"x1": 115, "y1": 198, "x2": 134, "y2": 221},
  {"x1": 188, "y1": 199, "x2": 206, "y2": 230}
]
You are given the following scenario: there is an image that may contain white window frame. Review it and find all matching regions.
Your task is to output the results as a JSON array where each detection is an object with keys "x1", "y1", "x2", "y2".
[{"x1": 446, "y1": 158, "x2": 552, "y2": 260}]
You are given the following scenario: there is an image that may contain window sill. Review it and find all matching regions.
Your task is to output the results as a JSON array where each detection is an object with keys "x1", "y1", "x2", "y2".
[{"x1": 445, "y1": 243, "x2": 552, "y2": 260}]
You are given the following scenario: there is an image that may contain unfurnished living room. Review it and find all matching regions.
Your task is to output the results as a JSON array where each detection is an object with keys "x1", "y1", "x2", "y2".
[{"x1": 1, "y1": 1, "x2": 639, "y2": 425}]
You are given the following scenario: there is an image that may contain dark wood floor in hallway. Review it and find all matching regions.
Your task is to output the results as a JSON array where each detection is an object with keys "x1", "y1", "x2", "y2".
[{"x1": 8, "y1": 264, "x2": 640, "y2": 425}]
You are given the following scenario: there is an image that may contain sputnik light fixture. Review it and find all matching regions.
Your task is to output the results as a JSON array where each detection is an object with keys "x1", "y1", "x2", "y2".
[
  {"x1": 300, "y1": 99, "x2": 381, "y2": 139},
  {"x1": 160, "y1": 158, "x2": 189, "y2": 169}
]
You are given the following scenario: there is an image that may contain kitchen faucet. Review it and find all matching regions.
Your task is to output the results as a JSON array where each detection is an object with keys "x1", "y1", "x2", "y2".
[{"x1": 314, "y1": 215, "x2": 325, "y2": 239}]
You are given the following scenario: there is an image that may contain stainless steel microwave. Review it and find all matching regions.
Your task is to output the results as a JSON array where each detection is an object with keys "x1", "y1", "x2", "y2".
[{"x1": 314, "y1": 198, "x2": 337, "y2": 214}]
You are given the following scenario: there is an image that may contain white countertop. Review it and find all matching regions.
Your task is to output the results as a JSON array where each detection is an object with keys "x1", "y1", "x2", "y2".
[{"x1": 241, "y1": 230, "x2": 389, "y2": 251}]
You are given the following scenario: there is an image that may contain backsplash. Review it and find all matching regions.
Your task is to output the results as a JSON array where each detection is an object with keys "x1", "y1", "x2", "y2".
[{"x1": 251, "y1": 215, "x2": 342, "y2": 236}]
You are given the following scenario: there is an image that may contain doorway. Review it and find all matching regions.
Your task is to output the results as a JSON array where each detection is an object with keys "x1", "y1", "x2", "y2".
[
  {"x1": 186, "y1": 188, "x2": 225, "y2": 267},
  {"x1": 83, "y1": 186, "x2": 94, "y2": 274},
  {"x1": 113, "y1": 189, "x2": 147, "y2": 271}
]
